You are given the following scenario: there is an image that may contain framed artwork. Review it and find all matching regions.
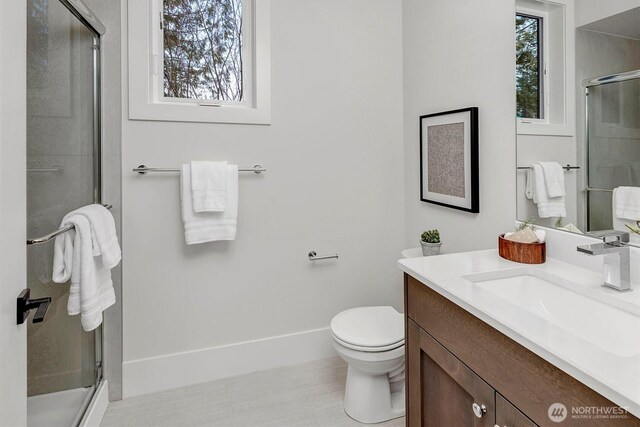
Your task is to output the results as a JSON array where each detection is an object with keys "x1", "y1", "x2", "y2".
[{"x1": 419, "y1": 107, "x2": 479, "y2": 213}]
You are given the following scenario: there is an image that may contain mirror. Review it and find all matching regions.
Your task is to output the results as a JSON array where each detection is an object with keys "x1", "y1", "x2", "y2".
[{"x1": 515, "y1": 0, "x2": 640, "y2": 246}]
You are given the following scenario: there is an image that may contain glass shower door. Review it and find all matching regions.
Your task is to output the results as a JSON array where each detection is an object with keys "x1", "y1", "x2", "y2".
[
  {"x1": 587, "y1": 76, "x2": 640, "y2": 231},
  {"x1": 26, "y1": 0, "x2": 102, "y2": 425}
]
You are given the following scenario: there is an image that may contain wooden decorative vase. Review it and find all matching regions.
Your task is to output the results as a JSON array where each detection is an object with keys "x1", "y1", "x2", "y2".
[{"x1": 498, "y1": 234, "x2": 546, "y2": 264}]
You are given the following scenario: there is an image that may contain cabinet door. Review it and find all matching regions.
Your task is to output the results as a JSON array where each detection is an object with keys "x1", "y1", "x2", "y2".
[
  {"x1": 407, "y1": 319, "x2": 495, "y2": 427},
  {"x1": 495, "y1": 393, "x2": 538, "y2": 427}
]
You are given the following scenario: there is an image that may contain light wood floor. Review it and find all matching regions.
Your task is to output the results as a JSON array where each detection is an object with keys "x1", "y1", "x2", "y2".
[{"x1": 101, "y1": 357, "x2": 406, "y2": 427}]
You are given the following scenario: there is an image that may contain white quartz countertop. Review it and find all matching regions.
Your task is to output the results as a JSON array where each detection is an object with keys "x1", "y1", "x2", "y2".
[{"x1": 398, "y1": 249, "x2": 640, "y2": 418}]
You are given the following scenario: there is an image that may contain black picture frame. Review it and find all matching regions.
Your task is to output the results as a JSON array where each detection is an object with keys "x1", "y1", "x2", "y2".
[{"x1": 419, "y1": 107, "x2": 479, "y2": 213}]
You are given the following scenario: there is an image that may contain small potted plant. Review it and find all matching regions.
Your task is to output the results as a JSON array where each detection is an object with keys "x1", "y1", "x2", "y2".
[{"x1": 420, "y1": 229, "x2": 442, "y2": 256}]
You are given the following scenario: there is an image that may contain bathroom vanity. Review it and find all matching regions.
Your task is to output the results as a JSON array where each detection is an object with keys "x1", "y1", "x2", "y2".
[{"x1": 400, "y1": 250, "x2": 640, "y2": 427}]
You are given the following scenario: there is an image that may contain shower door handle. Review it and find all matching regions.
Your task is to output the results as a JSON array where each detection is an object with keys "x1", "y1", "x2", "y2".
[
  {"x1": 32, "y1": 298, "x2": 51, "y2": 323},
  {"x1": 17, "y1": 289, "x2": 52, "y2": 325}
]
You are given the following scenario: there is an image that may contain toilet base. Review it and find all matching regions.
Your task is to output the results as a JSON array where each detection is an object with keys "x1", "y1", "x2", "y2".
[{"x1": 343, "y1": 365, "x2": 405, "y2": 424}]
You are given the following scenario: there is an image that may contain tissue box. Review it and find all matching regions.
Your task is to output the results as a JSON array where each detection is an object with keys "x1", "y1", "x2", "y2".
[{"x1": 498, "y1": 234, "x2": 546, "y2": 264}]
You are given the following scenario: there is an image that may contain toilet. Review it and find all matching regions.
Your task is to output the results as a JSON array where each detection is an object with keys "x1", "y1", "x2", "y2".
[{"x1": 330, "y1": 306, "x2": 405, "y2": 424}]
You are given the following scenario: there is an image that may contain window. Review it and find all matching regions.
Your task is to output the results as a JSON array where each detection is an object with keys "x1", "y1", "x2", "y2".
[
  {"x1": 162, "y1": 0, "x2": 245, "y2": 103},
  {"x1": 515, "y1": 0, "x2": 573, "y2": 137},
  {"x1": 128, "y1": 0, "x2": 271, "y2": 124},
  {"x1": 516, "y1": 13, "x2": 543, "y2": 119}
]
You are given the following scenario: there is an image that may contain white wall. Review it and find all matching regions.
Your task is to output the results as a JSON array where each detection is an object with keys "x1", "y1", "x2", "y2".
[
  {"x1": 0, "y1": 1, "x2": 27, "y2": 424},
  {"x1": 575, "y1": 0, "x2": 640, "y2": 27},
  {"x1": 402, "y1": 0, "x2": 517, "y2": 253},
  {"x1": 121, "y1": 0, "x2": 405, "y2": 396}
]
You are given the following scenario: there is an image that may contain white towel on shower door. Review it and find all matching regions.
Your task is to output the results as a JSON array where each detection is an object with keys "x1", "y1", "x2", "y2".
[
  {"x1": 181, "y1": 163, "x2": 238, "y2": 244},
  {"x1": 612, "y1": 187, "x2": 640, "y2": 245},
  {"x1": 52, "y1": 212, "x2": 116, "y2": 331},
  {"x1": 613, "y1": 186, "x2": 640, "y2": 220},
  {"x1": 74, "y1": 204, "x2": 121, "y2": 269}
]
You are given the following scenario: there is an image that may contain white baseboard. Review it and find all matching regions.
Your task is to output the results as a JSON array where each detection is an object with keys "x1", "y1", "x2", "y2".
[
  {"x1": 80, "y1": 380, "x2": 109, "y2": 427},
  {"x1": 122, "y1": 327, "x2": 335, "y2": 398}
]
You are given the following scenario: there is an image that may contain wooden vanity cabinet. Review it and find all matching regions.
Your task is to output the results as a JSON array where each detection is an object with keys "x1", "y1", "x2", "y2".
[
  {"x1": 496, "y1": 394, "x2": 538, "y2": 427},
  {"x1": 404, "y1": 274, "x2": 640, "y2": 427},
  {"x1": 407, "y1": 318, "x2": 536, "y2": 427},
  {"x1": 407, "y1": 319, "x2": 496, "y2": 426}
]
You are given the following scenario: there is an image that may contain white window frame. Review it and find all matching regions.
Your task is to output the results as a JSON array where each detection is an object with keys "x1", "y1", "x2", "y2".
[
  {"x1": 516, "y1": 0, "x2": 575, "y2": 137},
  {"x1": 128, "y1": 0, "x2": 271, "y2": 124}
]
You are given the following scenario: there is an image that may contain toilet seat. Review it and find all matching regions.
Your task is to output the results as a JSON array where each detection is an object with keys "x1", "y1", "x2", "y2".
[
  {"x1": 332, "y1": 332, "x2": 404, "y2": 352},
  {"x1": 330, "y1": 306, "x2": 404, "y2": 352}
]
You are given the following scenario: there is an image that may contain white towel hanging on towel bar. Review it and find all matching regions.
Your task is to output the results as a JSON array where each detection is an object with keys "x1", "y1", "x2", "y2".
[{"x1": 180, "y1": 163, "x2": 239, "y2": 244}]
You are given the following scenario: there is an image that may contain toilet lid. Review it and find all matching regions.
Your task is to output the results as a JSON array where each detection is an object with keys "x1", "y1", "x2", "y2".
[{"x1": 330, "y1": 306, "x2": 404, "y2": 349}]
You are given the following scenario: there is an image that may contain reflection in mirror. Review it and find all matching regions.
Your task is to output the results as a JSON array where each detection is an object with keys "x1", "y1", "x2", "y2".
[
  {"x1": 515, "y1": 0, "x2": 640, "y2": 246},
  {"x1": 516, "y1": 13, "x2": 543, "y2": 120}
]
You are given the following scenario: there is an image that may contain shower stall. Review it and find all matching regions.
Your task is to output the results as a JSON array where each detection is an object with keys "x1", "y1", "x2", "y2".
[
  {"x1": 26, "y1": 0, "x2": 106, "y2": 425},
  {"x1": 584, "y1": 70, "x2": 640, "y2": 232}
]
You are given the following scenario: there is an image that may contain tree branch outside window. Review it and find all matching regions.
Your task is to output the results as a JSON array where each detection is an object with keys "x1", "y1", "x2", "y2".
[
  {"x1": 516, "y1": 14, "x2": 542, "y2": 119},
  {"x1": 163, "y1": 0, "x2": 243, "y2": 101}
]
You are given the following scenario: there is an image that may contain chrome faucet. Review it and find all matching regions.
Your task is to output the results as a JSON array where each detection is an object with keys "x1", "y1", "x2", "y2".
[{"x1": 577, "y1": 231, "x2": 631, "y2": 292}]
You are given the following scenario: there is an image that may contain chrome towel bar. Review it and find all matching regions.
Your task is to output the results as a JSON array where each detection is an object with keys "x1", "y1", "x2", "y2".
[
  {"x1": 585, "y1": 187, "x2": 614, "y2": 193},
  {"x1": 133, "y1": 164, "x2": 266, "y2": 175},
  {"x1": 27, "y1": 204, "x2": 113, "y2": 246},
  {"x1": 516, "y1": 164, "x2": 579, "y2": 171},
  {"x1": 27, "y1": 166, "x2": 63, "y2": 174},
  {"x1": 308, "y1": 251, "x2": 339, "y2": 261}
]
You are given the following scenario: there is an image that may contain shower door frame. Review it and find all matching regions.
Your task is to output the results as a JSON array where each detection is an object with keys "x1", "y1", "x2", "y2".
[
  {"x1": 27, "y1": 0, "x2": 108, "y2": 423},
  {"x1": 582, "y1": 69, "x2": 640, "y2": 231},
  {"x1": 66, "y1": 0, "x2": 106, "y2": 411}
]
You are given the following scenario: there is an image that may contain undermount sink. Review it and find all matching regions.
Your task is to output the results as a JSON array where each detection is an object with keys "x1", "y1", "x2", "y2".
[{"x1": 463, "y1": 267, "x2": 640, "y2": 358}]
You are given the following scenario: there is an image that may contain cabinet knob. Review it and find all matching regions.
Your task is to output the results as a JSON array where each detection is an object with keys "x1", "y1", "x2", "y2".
[{"x1": 472, "y1": 403, "x2": 487, "y2": 418}]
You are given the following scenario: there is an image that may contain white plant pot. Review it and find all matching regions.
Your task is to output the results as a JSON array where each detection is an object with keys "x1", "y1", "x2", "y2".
[{"x1": 420, "y1": 241, "x2": 442, "y2": 256}]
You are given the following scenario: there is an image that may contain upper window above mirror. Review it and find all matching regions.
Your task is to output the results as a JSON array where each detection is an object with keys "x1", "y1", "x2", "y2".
[
  {"x1": 515, "y1": 0, "x2": 574, "y2": 136},
  {"x1": 516, "y1": 13, "x2": 543, "y2": 120}
]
